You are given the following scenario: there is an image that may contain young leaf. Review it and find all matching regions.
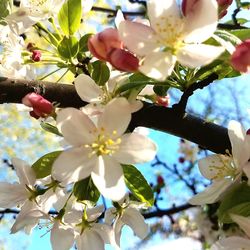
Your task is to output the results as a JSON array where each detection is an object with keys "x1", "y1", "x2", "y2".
[
  {"x1": 58, "y1": 36, "x2": 79, "y2": 60},
  {"x1": 122, "y1": 164, "x2": 154, "y2": 207},
  {"x1": 73, "y1": 177, "x2": 100, "y2": 204},
  {"x1": 79, "y1": 33, "x2": 93, "y2": 52},
  {"x1": 40, "y1": 122, "x2": 63, "y2": 137},
  {"x1": 58, "y1": 0, "x2": 82, "y2": 36},
  {"x1": 0, "y1": 0, "x2": 11, "y2": 23},
  {"x1": 32, "y1": 151, "x2": 62, "y2": 179},
  {"x1": 91, "y1": 61, "x2": 110, "y2": 86}
]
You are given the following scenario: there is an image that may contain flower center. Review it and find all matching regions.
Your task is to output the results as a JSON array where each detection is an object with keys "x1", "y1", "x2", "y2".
[{"x1": 86, "y1": 128, "x2": 121, "y2": 156}]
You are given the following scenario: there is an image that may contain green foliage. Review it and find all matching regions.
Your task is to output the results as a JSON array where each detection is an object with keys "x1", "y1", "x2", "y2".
[
  {"x1": 122, "y1": 164, "x2": 154, "y2": 207},
  {"x1": 79, "y1": 33, "x2": 92, "y2": 52},
  {"x1": 217, "y1": 183, "x2": 250, "y2": 223},
  {"x1": 40, "y1": 122, "x2": 63, "y2": 136},
  {"x1": 32, "y1": 151, "x2": 62, "y2": 179},
  {"x1": 0, "y1": 0, "x2": 11, "y2": 24},
  {"x1": 58, "y1": 36, "x2": 79, "y2": 60},
  {"x1": 91, "y1": 61, "x2": 110, "y2": 86},
  {"x1": 73, "y1": 177, "x2": 100, "y2": 204},
  {"x1": 230, "y1": 29, "x2": 250, "y2": 41}
]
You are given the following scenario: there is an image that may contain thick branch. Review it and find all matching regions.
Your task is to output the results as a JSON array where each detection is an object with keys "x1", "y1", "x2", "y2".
[{"x1": 0, "y1": 77, "x2": 231, "y2": 154}]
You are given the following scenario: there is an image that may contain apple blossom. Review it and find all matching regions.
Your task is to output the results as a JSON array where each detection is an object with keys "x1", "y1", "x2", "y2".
[
  {"x1": 189, "y1": 120, "x2": 250, "y2": 205},
  {"x1": 119, "y1": 0, "x2": 224, "y2": 81},
  {"x1": 231, "y1": 40, "x2": 250, "y2": 73},
  {"x1": 52, "y1": 97, "x2": 157, "y2": 201},
  {"x1": 88, "y1": 28, "x2": 139, "y2": 72}
]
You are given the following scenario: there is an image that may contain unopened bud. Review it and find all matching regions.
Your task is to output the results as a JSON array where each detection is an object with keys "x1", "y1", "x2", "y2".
[
  {"x1": 247, "y1": 129, "x2": 250, "y2": 135},
  {"x1": 157, "y1": 175, "x2": 164, "y2": 185},
  {"x1": 179, "y1": 157, "x2": 185, "y2": 163},
  {"x1": 31, "y1": 50, "x2": 42, "y2": 62},
  {"x1": 156, "y1": 95, "x2": 170, "y2": 107},
  {"x1": 217, "y1": 0, "x2": 233, "y2": 18},
  {"x1": 231, "y1": 40, "x2": 250, "y2": 73}
]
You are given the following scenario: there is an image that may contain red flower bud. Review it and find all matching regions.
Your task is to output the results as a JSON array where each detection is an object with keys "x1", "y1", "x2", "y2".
[
  {"x1": 157, "y1": 175, "x2": 164, "y2": 185},
  {"x1": 247, "y1": 129, "x2": 250, "y2": 135},
  {"x1": 231, "y1": 40, "x2": 250, "y2": 73},
  {"x1": 156, "y1": 95, "x2": 170, "y2": 107},
  {"x1": 31, "y1": 50, "x2": 42, "y2": 62},
  {"x1": 22, "y1": 93, "x2": 53, "y2": 119},
  {"x1": 217, "y1": 0, "x2": 233, "y2": 18}
]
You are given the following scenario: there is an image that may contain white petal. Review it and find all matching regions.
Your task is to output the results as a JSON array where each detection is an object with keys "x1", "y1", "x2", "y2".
[
  {"x1": 228, "y1": 120, "x2": 250, "y2": 169},
  {"x1": 57, "y1": 108, "x2": 96, "y2": 146},
  {"x1": 198, "y1": 154, "x2": 230, "y2": 180},
  {"x1": 139, "y1": 51, "x2": 176, "y2": 81},
  {"x1": 0, "y1": 183, "x2": 27, "y2": 208},
  {"x1": 92, "y1": 223, "x2": 116, "y2": 245},
  {"x1": 189, "y1": 179, "x2": 233, "y2": 205},
  {"x1": 114, "y1": 133, "x2": 157, "y2": 164},
  {"x1": 75, "y1": 74, "x2": 103, "y2": 103},
  {"x1": 97, "y1": 98, "x2": 131, "y2": 137},
  {"x1": 50, "y1": 221, "x2": 75, "y2": 250},
  {"x1": 91, "y1": 156, "x2": 126, "y2": 201},
  {"x1": 118, "y1": 20, "x2": 159, "y2": 56},
  {"x1": 104, "y1": 207, "x2": 117, "y2": 225},
  {"x1": 183, "y1": 0, "x2": 218, "y2": 43},
  {"x1": 52, "y1": 147, "x2": 96, "y2": 185},
  {"x1": 76, "y1": 229, "x2": 104, "y2": 250},
  {"x1": 87, "y1": 205, "x2": 104, "y2": 221},
  {"x1": 230, "y1": 214, "x2": 250, "y2": 238},
  {"x1": 122, "y1": 207, "x2": 148, "y2": 239},
  {"x1": 211, "y1": 236, "x2": 250, "y2": 250},
  {"x1": 177, "y1": 44, "x2": 224, "y2": 68},
  {"x1": 12, "y1": 158, "x2": 36, "y2": 186}
]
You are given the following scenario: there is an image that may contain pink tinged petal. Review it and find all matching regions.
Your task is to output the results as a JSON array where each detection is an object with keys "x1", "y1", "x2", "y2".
[
  {"x1": 12, "y1": 158, "x2": 36, "y2": 186},
  {"x1": 177, "y1": 44, "x2": 224, "y2": 68},
  {"x1": 182, "y1": 0, "x2": 199, "y2": 16},
  {"x1": 52, "y1": 147, "x2": 97, "y2": 185},
  {"x1": 97, "y1": 98, "x2": 131, "y2": 137},
  {"x1": 228, "y1": 120, "x2": 250, "y2": 169},
  {"x1": 118, "y1": 21, "x2": 159, "y2": 56},
  {"x1": 122, "y1": 207, "x2": 148, "y2": 239},
  {"x1": 230, "y1": 214, "x2": 250, "y2": 238},
  {"x1": 56, "y1": 108, "x2": 96, "y2": 146},
  {"x1": 198, "y1": 154, "x2": 230, "y2": 180},
  {"x1": 147, "y1": 0, "x2": 181, "y2": 33},
  {"x1": 129, "y1": 100, "x2": 143, "y2": 113},
  {"x1": 75, "y1": 74, "x2": 103, "y2": 103},
  {"x1": 139, "y1": 51, "x2": 176, "y2": 81},
  {"x1": 211, "y1": 236, "x2": 250, "y2": 250},
  {"x1": 183, "y1": 0, "x2": 218, "y2": 43},
  {"x1": 188, "y1": 179, "x2": 233, "y2": 205},
  {"x1": 114, "y1": 133, "x2": 157, "y2": 164},
  {"x1": 91, "y1": 156, "x2": 126, "y2": 201},
  {"x1": 0, "y1": 183, "x2": 27, "y2": 208},
  {"x1": 76, "y1": 229, "x2": 105, "y2": 250},
  {"x1": 50, "y1": 221, "x2": 75, "y2": 250},
  {"x1": 108, "y1": 48, "x2": 139, "y2": 72}
]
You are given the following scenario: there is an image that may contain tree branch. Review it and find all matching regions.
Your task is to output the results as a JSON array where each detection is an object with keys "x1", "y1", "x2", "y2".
[{"x1": 0, "y1": 77, "x2": 231, "y2": 154}]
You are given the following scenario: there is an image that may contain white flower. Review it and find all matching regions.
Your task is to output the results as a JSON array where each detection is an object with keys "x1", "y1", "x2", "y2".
[
  {"x1": 74, "y1": 73, "x2": 143, "y2": 113},
  {"x1": 52, "y1": 97, "x2": 157, "y2": 201},
  {"x1": 118, "y1": 0, "x2": 224, "y2": 81},
  {"x1": 189, "y1": 120, "x2": 250, "y2": 205}
]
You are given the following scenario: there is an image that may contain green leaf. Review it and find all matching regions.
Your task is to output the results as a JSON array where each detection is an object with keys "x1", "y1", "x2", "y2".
[
  {"x1": 91, "y1": 61, "x2": 110, "y2": 86},
  {"x1": 230, "y1": 29, "x2": 250, "y2": 41},
  {"x1": 153, "y1": 85, "x2": 169, "y2": 96},
  {"x1": 122, "y1": 164, "x2": 154, "y2": 207},
  {"x1": 79, "y1": 33, "x2": 92, "y2": 52},
  {"x1": 228, "y1": 202, "x2": 250, "y2": 221},
  {"x1": 58, "y1": 36, "x2": 79, "y2": 59},
  {"x1": 58, "y1": 0, "x2": 82, "y2": 36},
  {"x1": 241, "y1": 2, "x2": 250, "y2": 9},
  {"x1": 217, "y1": 183, "x2": 250, "y2": 223},
  {"x1": 32, "y1": 151, "x2": 62, "y2": 179},
  {"x1": 0, "y1": 0, "x2": 11, "y2": 24},
  {"x1": 73, "y1": 177, "x2": 100, "y2": 203},
  {"x1": 40, "y1": 122, "x2": 63, "y2": 137}
]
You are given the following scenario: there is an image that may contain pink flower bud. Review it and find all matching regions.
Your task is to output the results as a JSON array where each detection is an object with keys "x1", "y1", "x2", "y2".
[
  {"x1": 22, "y1": 93, "x2": 53, "y2": 119},
  {"x1": 108, "y1": 48, "x2": 139, "y2": 72},
  {"x1": 231, "y1": 40, "x2": 250, "y2": 73},
  {"x1": 156, "y1": 95, "x2": 170, "y2": 107},
  {"x1": 182, "y1": 0, "x2": 199, "y2": 16},
  {"x1": 157, "y1": 175, "x2": 164, "y2": 185},
  {"x1": 31, "y1": 50, "x2": 42, "y2": 62},
  {"x1": 88, "y1": 28, "x2": 122, "y2": 61},
  {"x1": 247, "y1": 129, "x2": 250, "y2": 135}
]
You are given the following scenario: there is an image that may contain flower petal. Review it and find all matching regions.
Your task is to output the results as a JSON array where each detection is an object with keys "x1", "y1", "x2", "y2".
[
  {"x1": 211, "y1": 236, "x2": 250, "y2": 250},
  {"x1": 0, "y1": 183, "x2": 27, "y2": 208},
  {"x1": 230, "y1": 214, "x2": 250, "y2": 238},
  {"x1": 12, "y1": 158, "x2": 36, "y2": 186},
  {"x1": 189, "y1": 179, "x2": 233, "y2": 205},
  {"x1": 177, "y1": 44, "x2": 224, "y2": 68},
  {"x1": 87, "y1": 205, "x2": 105, "y2": 221},
  {"x1": 92, "y1": 223, "x2": 116, "y2": 245},
  {"x1": 91, "y1": 156, "x2": 126, "y2": 201},
  {"x1": 57, "y1": 108, "x2": 96, "y2": 146},
  {"x1": 122, "y1": 207, "x2": 148, "y2": 239},
  {"x1": 97, "y1": 97, "x2": 131, "y2": 137},
  {"x1": 75, "y1": 74, "x2": 103, "y2": 103},
  {"x1": 52, "y1": 147, "x2": 96, "y2": 185},
  {"x1": 104, "y1": 207, "x2": 117, "y2": 225},
  {"x1": 183, "y1": 0, "x2": 218, "y2": 43},
  {"x1": 118, "y1": 20, "x2": 159, "y2": 56},
  {"x1": 114, "y1": 133, "x2": 157, "y2": 164},
  {"x1": 139, "y1": 51, "x2": 176, "y2": 81},
  {"x1": 228, "y1": 120, "x2": 250, "y2": 169}
]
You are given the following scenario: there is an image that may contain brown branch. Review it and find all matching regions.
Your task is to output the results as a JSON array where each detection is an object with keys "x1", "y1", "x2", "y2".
[{"x1": 0, "y1": 77, "x2": 231, "y2": 154}]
